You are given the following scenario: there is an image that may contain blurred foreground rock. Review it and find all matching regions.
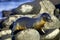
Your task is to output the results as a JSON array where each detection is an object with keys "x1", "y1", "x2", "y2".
[
  {"x1": 15, "y1": 29, "x2": 40, "y2": 40},
  {"x1": 0, "y1": 29, "x2": 59, "y2": 40},
  {"x1": 0, "y1": 30, "x2": 12, "y2": 40},
  {"x1": 44, "y1": 29, "x2": 60, "y2": 39}
]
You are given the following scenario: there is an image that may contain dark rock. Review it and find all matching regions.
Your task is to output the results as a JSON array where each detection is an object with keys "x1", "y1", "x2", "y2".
[
  {"x1": 15, "y1": 0, "x2": 41, "y2": 15},
  {"x1": 2, "y1": 10, "x2": 12, "y2": 17}
]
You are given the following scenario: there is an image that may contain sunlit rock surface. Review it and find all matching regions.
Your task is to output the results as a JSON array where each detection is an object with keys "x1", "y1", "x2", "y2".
[
  {"x1": 45, "y1": 29, "x2": 60, "y2": 39},
  {"x1": 15, "y1": 29, "x2": 40, "y2": 40},
  {"x1": 40, "y1": 0, "x2": 55, "y2": 14},
  {"x1": 0, "y1": 30, "x2": 12, "y2": 40}
]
